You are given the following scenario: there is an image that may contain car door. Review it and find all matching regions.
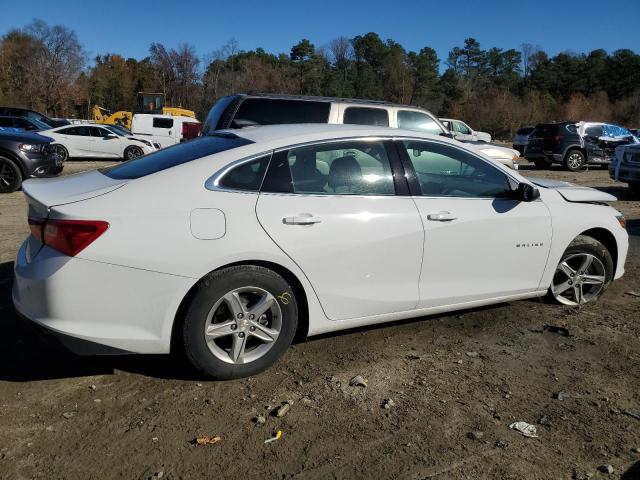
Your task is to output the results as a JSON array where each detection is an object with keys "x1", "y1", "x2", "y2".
[
  {"x1": 60, "y1": 125, "x2": 94, "y2": 157},
  {"x1": 397, "y1": 139, "x2": 552, "y2": 308},
  {"x1": 255, "y1": 138, "x2": 424, "y2": 321},
  {"x1": 90, "y1": 126, "x2": 121, "y2": 158},
  {"x1": 582, "y1": 124, "x2": 605, "y2": 162},
  {"x1": 453, "y1": 121, "x2": 474, "y2": 142}
]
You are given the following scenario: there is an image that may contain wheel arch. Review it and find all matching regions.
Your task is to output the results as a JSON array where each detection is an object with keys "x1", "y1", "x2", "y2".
[
  {"x1": 0, "y1": 148, "x2": 26, "y2": 178},
  {"x1": 170, "y1": 260, "x2": 310, "y2": 353},
  {"x1": 563, "y1": 145, "x2": 587, "y2": 161},
  {"x1": 576, "y1": 227, "x2": 618, "y2": 277}
]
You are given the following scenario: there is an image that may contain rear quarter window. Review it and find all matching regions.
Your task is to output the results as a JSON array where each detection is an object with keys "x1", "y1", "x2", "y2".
[
  {"x1": 101, "y1": 134, "x2": 254, "y2": 180},
  {"x1": 231, "y1": 98, "x2": 330, "y2": 128},
  {"x1": 153, "y1": 118, "x2": 174, "y2": 129},
  {"x1": 343, "y1": 107, "x2": 389, "y2": 127}
]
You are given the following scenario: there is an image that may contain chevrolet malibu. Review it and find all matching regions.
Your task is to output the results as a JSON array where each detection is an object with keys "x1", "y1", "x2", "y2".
[{"x1": 13, "y1": 124, "x2": 628, "y2": 379}]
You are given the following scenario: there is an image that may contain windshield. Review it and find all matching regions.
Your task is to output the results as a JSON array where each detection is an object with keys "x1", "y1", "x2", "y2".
[
  {"x1": 25, "y1": 111, "x2": 56, "y2": 127},
  {"x1": 101, "y1": 133, "x2": 254, "y2": 180},
  {"x1": 105, "y1": 125, "x2": 130, "y2": 136}
]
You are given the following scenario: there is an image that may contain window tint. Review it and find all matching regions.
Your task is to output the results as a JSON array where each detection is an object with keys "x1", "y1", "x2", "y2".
[
  {"x1": 401, "y1": 140, "x2": 511, "y2": 198},
  {"x1": 231, "y1": 98, "x2": 330, "y2": 128},
  {"x1": 101, "y1": 133, "x2": 254, "y2": 180},
  {"x1": 153, "y1": 118, "x2": 174, "y2": 129},
  {"x1": 0, "y1": 118, "x2": 13, "y2": 127},
  {"x1": 217, "y1": 155, "x2": 270, "y2": 191},
  {"x1": 13, "y1": 118, "x2": 37, "y2": 130},
  {"x1": 398, "y1": 110, "x2": 443, "y2": 135},
  {"x1": 263, "y1": 140, "x2": 394, "y2": 195},
  {"x1": 343, "y1": 107, "x2": 389, "y2": 127},
  {"x1": 63, "y1": 126, "x2": 91, "y2": 136},
  {"x1": 89, "y1": 126, "x2": 110, "y2": 137}
]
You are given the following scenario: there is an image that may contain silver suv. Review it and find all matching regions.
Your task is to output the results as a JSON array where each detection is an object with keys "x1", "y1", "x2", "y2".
[{"x1": 203, "y1": 94, "x2": 520, "y2": 169}]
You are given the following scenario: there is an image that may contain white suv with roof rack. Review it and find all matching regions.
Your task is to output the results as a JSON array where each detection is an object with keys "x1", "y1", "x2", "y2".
[{"x1": 202, "y1": 94, "x2": 520, "y2": 169}]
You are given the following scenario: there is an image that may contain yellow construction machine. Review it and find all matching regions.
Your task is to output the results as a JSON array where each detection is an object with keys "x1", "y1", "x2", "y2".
[{"x1": 92, "y1": 92, "x2": 196, "y2": 130}]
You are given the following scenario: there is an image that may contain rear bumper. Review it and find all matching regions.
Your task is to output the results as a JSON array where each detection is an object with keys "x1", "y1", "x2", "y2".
[{"x1": 12, "y1": 240, "x2": 195, "y2": 355}]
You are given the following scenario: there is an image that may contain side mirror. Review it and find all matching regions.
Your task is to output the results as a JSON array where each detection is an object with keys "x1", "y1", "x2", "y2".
[{"x1": 514, "y1": 183, "x2": 540, "y2": 202}]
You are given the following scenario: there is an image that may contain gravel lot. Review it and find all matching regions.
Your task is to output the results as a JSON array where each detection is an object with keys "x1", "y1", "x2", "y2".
[{"x1": 1, "y1": 160, "x2": 639, "y2": 479}]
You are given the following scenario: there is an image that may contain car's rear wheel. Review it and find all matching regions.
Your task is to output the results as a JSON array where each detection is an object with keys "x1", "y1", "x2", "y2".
[
  {"x1": 124, "y1": 145, "x2": 144, "y2": 160},
  {"x1": 181, "y1": 265, "x2": 298, "y2": 379},
  {"x1": 53, "y1": 144, "x2": 68, "y2": 162},
  {"x1": 564, "y1": 149, "x2": 586, "y2": 171},
  {"x1": 548, "y1": 235, "x2": 613, "y2": 306},
  {"x1": 0, "y1": 156, "x2": 22, "y2": 193}
]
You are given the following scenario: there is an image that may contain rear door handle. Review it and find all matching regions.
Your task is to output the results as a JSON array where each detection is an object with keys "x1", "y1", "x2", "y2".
[
  {"x1": 282, "y1": 215, "x2": 322, "y2": 225},
  {"x1": 427, "y1": 211, "x2": 457, "y2": 222}
]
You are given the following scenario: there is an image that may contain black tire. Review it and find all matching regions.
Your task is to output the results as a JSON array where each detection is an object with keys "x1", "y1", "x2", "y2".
[
  {"x1": 53, "y1": 144, "x2": 68, "y2": 162},
  {"x1": 181, "y1": 265, "x2": 298, "y2": 379},
  {"x1": 564, "y1": 149, "x2": 586, "y2": 171},
  {"x1": 123, "y1": 145, "x2": 144, "y2": 160},
  {"x1": 628, "y1": 182, "x2": 640, "y2": 193},
  {"x1": 0, "y1": 156, "x2": 23, "y2": 193},
  {"x1": 533, "y1": 159, "x2": 549, "y2": 169},
  {"x1": 546, "y1": 235, "x2": 613, "y2": 305}
]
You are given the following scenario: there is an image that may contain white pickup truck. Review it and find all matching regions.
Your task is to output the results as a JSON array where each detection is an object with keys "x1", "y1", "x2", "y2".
[{"x1": 131, "y1": 114, "x2": 201, "y2": 149}]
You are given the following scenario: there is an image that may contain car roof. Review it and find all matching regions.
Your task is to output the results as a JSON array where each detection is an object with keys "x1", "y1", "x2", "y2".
[
  {"x1": 218, "y1": 123, "x2": 446, "y2": 146},
  {"x1": 236, "y1": 92, "x2": 431, "y2": 110}
]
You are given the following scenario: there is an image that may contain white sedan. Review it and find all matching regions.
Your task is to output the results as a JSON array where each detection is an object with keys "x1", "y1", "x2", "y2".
[
  {"x1": 14, "y1": 124, "x2": 628, "y2": 379},
  {"x1": 41, "y1": 124, "x2": 156, "y2": 161}
]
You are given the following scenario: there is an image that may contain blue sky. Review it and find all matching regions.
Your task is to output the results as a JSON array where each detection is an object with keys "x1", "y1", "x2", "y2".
[{"x1": 1, "y1": 0, "x2": 639, "y2": 65}]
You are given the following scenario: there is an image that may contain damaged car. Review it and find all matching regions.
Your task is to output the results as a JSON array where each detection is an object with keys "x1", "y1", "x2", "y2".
[
  {"x1": 609, "y1": 143, "x2": 640, "y2": 192},
  {"x1": 525, "y1": 122, "x2": 638, "y2": 171}
]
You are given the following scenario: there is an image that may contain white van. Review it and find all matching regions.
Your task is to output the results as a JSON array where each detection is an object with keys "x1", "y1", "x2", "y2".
[{"x1": 131, "y1": 114, "x2": 201, "y2": 149}]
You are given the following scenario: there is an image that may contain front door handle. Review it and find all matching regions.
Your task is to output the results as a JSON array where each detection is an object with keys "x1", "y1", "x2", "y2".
[
  {"x1": 427, "y1": 211, "x2": 457, "y2": 222},
  {"x1": 282, "y1": 215, "x2": 322, "y2": 226}
]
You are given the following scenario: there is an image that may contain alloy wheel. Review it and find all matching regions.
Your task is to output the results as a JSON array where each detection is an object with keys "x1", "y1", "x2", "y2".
[
  {"x1": 567, "y1": 152, "x2": 584, "y2": 170},
  {"x1": 126, "y1": 147, "x2": 143, "y2": 160},
  {"x1": 204, "y1": 286, "x2": 282, "y2": 364},
  {"x1": 0, "y1": 162, "x2": 16, "y2": 189},
  {"x1": 551, "y1": 253, "x2": 606, "y2": 306}
]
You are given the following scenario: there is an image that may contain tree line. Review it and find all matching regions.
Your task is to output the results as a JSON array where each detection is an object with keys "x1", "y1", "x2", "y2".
[{"x1": 1, "y1": 20, "x2": 640, "y2": 138}]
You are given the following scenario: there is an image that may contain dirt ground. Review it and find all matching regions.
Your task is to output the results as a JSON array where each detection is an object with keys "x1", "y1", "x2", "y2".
[{"x1": 0, "y1": 160, "x2": 639, "y2": 480}]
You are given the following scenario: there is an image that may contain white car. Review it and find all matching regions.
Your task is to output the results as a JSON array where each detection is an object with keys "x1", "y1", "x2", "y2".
[
  {"x1": 13, "y1": 124, "x2": 628, "y2": 379},
  {"x1": 41, "y1": 124, "x2": 156, "y2": 161},
  {"x1": 440, "y1": 118, "x2": 492, "y2": 143}
]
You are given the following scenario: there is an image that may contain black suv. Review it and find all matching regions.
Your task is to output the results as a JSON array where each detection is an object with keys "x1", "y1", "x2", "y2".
[
  {"x1": 0, "y1": 107, "x2": 69, "y2": 128},
  {"x1": 525, "y1": 122, "x2": 636, "y2": 171},
  {"x1": 0, "y1": 130, "x2": 63, "y2": 193}
]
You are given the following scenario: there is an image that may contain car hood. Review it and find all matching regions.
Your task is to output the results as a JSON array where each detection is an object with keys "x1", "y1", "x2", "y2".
[
  {"x1": 0, "y1": 130, "x2": 53, "y2": 143},
  {"x1": 528, "y1": 177, "x2": 617, "y2": 202}
]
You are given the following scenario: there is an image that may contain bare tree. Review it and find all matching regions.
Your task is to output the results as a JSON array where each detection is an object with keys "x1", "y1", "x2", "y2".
[{"x1": 521, "y1": 43, "x2": 541, "y2": 78}]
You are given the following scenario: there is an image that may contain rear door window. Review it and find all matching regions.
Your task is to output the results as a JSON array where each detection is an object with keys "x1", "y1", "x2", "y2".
[
  {"x1": 343, "y1": 107, "x2": 389, "y2": 127},
  {"x1": 0, "y1": 118, "x2": 14, "y2": 127},
  {"x1": 398, "y1": 110, "x2": 443, "y2": 134},
  {"x1": 231, "y1": 98, "x2": 330, "y2": 128},
  {"x1": 101, "y1": 133, "x2": 254, "y2": 180},
  {"x1": 153, "y1": 118, "x2": 174, "y2": 129}
]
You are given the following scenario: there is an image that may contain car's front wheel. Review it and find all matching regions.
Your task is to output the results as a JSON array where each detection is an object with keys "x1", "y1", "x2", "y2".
[
  {"x1": 548, "y1": 235, "x2": 613, "y2": 306},
  {"x1": 124, "y1": 145, "x2": 144, "y2": 160},
  {"x1": 0, "y1": 156, "x2": 22, "y2": 193},
  {"x1": 564, "y1": 149, "x2": 586, "y2": 171},
  {"x1": 53, "y1": 144, "x2": 68, "y2": 162},
  {"x1": 181, "y1": 265, "x2": 298, "y2": 379}
]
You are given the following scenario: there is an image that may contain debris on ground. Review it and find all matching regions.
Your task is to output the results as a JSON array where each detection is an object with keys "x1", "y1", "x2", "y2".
[
  {"x1": 275, "y1": 403, "x2": 291, "y2": 418},
  {"x1": 632, "y1": 447, "x2": 640, "y2": 454},
  {"x1": 89, "y1": 385, "x2": 97, "y2": 391},
  {"x1": 598, "y1": 465, "x2": 614, "y2": 474},
  {"x1": 508, "y1": 421, "x2": 538, "y2": 438},
  {"x1": 149, "y1": 471, "x2": 164, "y2": 479},
  {"x1": 349, "y1": 375, "x2": 368, "y2": 388},
  {"x1": 382, "y1": 399, "x2": 395, "y2": 409},
  {"x1": 467, "y1": 431, "x2": 484, "y2": 441},
  {"x1": 405, "y1": 354, "x2": 421, "y2": 360},
  {"x1": 192, "y1": 435, "x2": 222, "y2": 445},
  {"x1": 254, "y1": 414, "x2": 266, "y2": 425},
  {"x1": 621, "y1": 410, "x2": 640, "y2": 421},
  {"x1": 62, "y1": 412, "x2": 75, "y2": 419},
  {"x1": 553, "y1": 392, "x2": 583, "y2": 401},
  {"x1": 538, "y1": 415, "x2": 552, "y2": 427},
  {"x1": 495, "y1": 440, "x2": 507, "y2": 448},
  {"x1": 543, "y1": 325, "x2": 572, "y2": 337},
  {"x1": 264, "y1": 430, "x2": 282, "y2": 444},
  {"x1": 624, "y1": 291, "x2": 640, "y2": 298},
  {"x1": 465, "y1": 351, "x2": 479, "y2": 358}
]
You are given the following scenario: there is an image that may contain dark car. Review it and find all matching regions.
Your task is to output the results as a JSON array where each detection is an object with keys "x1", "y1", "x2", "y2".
[
  {"x1": 0, "y1": 115, "x2": 52, "y2": 132},
  {"x1": 0, "y1": 107, "x2": 69, "y2": 128},
  {"x1": 512, "y1": 126, "x2": 535, "y2": 155},
  {"x1": 609, "y1": 143, "x2": 640, "y2": 192},
  {"x1": 524, "y1": 122, "x2": 637, "y2": 171},
  {"x1": 0, "y1": 130, "x2": 63, "y2": 193}
]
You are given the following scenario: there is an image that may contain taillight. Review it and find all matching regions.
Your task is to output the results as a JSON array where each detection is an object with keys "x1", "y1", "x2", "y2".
[
  {"x1": 29, "y1": 217, "x2": 108, "y2": 256},
  {"x1": 554, "y1": 135, "x2": 563, "y2": 142}
]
